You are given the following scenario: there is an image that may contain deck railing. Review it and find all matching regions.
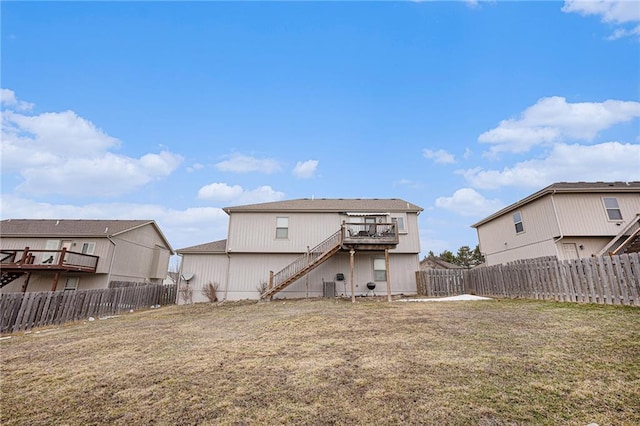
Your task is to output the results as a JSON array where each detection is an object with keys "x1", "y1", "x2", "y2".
[
  {"x1": 0, "y1": 247, "x2": 99, "y2": 273},
  {"x1": 342, "y1": 222, "x2": 398, "y2": 245}
]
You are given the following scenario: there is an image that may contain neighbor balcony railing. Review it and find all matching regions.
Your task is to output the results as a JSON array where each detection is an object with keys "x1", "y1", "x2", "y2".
[{"x1": 0, "y1": 247, "x2": 99, "y2": 273}]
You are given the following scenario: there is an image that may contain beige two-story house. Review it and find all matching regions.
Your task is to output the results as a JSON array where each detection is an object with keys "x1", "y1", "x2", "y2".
[
  {"x1": 472, "y1": 182, "x2": 640, "y2": 266},
  {"x1": 0, "y1": 219, "x2": 174, "y2": 293},
  {"x1": 176, "y1": 198, "x2": 424, "y2": 302}
]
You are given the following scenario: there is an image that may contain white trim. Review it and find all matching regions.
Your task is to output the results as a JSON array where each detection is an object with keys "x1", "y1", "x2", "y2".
[{"x1": 345, "y1": 212, "x2": 389, "y2": 216}]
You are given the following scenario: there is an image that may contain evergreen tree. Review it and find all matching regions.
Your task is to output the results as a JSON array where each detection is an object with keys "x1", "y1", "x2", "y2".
[
  {"x1": 456, "y1": 245, "x2": 473, "y2": 268},
  {"x1": 472, "y1": 245, "x2": 485, "y2": 266},
  {"x1": 439, "y1": 250, "x2": 456, "y2": 264}
]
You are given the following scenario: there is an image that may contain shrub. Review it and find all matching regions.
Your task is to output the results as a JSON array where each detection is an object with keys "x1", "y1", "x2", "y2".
[
  {"x1": 256, "y1": 281, "x2": 268, "y2": 295},
  {"x1": 178, "y1": 283, "x2": 193, "y2": 304},
  {"x1": 201, "y1": 282, "x2": 219, "y2": 303}
]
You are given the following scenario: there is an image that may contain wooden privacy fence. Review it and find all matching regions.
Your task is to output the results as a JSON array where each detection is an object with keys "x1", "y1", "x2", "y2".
[
  {"x1": 416, "y1": 269, "x2": 464, "y2": 297},
  {"x1": 1, "y1": 284, "x2": 177, "y2": 334},
  {"x1": 415, "y1": 253, "x2": 640, "y2": 307}
]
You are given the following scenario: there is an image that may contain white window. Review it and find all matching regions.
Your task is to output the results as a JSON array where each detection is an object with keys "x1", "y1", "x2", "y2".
[
  {"x1": 64, "y1": 277, "x2": 79, "y2": 291},
  {"x1": 81, "y1": 242, "x2": 96, "y2": 255},
  {"x1": 603, "y1": 197, "x2": 623, "y2": 221},
  {"x1": 513, "y1": 211, "x2": 524, "y2": 234},
  {"x1": 276, "y1": 217, "x2": 289, "y2": 239},
  {"x1": 393, "y1": 217, "x2": 405, "y2": 233},
  {"x1": 373, "y1": 258, "x2": 387, "y2": 282}
]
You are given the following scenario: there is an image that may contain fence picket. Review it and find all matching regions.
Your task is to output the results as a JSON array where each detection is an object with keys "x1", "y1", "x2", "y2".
[
  {"x1": 0, "y1": 284, "x2": 176, "y2": 334},
  {"x1": 418, "y1": 255, "x2": 639, "y2": 308},
  {"x1": 619, "y1": 254, "x2": 639, "y2": 306}
]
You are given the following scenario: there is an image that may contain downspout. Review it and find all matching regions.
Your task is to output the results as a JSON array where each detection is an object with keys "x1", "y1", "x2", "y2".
[
  {"x1": 175, "y1": 254, "x2": 184, "y2": 305},
  {"x1": 550, "y1": 191, "x2": 564, "y2": 258},
  {"x1": 107, "y1": 236, "x2": 117, "y2": 287},
  {"x1": 224, "y1": 252, "x2": 231, "y2": 301}
]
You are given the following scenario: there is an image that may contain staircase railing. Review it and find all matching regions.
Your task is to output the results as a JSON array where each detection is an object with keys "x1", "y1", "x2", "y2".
[
  {"x1": 597, "y1": 214, "x2": 640, "y2": 256},
  {"x1": 266, "y1": 229, "x2": 343, "y2": 298},
  {"x1": 611, "y1": 227, "x2": 640, "y2": 255}
]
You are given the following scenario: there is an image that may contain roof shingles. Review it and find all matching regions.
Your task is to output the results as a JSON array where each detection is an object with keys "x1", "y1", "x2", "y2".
[{"x1": 1, "y1": 219, "x2": 155, "y2": 237}]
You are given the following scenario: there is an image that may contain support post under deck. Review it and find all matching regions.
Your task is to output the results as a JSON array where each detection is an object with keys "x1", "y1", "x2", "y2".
[{"x1": 350, "y1": 249, "x2": 355, "y2": 303}]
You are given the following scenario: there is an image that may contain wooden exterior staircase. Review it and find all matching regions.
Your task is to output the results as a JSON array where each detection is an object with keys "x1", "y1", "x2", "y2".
[
  {"x1": 597, "y1": 214, "x2": 640, "y2": 256},
  {"x1": 611, "y1": 228, "x2": 640, "y2": 255},
  {"x1": 1, "y1": 271, "x2": 26, "y2": 289},
  {"x1": 262, "y1": 230, "x2": 342, "y2": 300}
]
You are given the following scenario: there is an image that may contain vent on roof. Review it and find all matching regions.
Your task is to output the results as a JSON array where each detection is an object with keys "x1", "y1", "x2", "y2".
[{"x1": 104, "y1": 227, "x2": 109, "y2": 233}]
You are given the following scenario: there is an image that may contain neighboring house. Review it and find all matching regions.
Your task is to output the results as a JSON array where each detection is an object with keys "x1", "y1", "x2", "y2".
[
  {"x1": 0, "y1": 219, "x2": 174, "y2": 293},
  {"x1": 419, "y1": 256, "x2": 463, "y2": 270},
  {"x1": 176, "y1": 198, "x2": 423, "y2": 302},
  {"x1": 472, "y1": 182, "x2": 640, "y2": 266}
]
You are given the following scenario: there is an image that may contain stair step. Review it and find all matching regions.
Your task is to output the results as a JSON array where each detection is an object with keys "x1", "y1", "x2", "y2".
[{"x1": 1, "y1": 272, "x2": 25, "y2": 288}]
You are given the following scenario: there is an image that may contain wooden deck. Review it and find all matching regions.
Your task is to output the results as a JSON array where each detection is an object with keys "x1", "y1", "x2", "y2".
[
  {"x1": 340, "y1": 222, "x2": 399, "y2": 249},
  {"x1": 263, "y1": 222, "x2": 399, "y2": 300},
  {"x1": 1, "y1": 247, "x2": 99, "y2": 275}
]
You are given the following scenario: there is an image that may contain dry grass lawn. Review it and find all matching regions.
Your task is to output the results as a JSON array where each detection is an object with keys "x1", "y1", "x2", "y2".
[{"x1": 1, "y1": 297, "x2": 639, "y2": 425}]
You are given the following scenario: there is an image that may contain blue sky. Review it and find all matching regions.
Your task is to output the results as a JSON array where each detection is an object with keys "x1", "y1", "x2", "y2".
[{"x1": 2, "y1": 1, "x2": 639, "y2": 257}]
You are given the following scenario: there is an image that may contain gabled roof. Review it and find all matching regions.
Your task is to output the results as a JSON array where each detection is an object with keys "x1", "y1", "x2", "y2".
[
  {"x1": 472, "y1": 181, "x2": 640, "y2": 228},
  {"x1": 420, "y1": 256, "x2": 463, "y2": 270},
  {"x1": 176, "y1": 239, "x2": 227, "y2": 254},
  {"x1": 223, "y1": 198, "x2": 423, "y2": 214},
  {"x1": 0, "y1": 219, "x2": 174, "y2": 253}
]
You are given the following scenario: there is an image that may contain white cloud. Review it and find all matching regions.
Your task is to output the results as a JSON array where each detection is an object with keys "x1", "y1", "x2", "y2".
[
  {"x1": 461, "y1": 141, "x2": 640, "y2": 190},
  {"x1": 435, "y1": 188, "x2": 504, "y2": 217},
  {"x1": 0, "y1": 88, "x2": 34, "y2": 111},
  {"x1": 187, "y1": 163, "x2": 205, "y2": 172},
  {"x1": 233, "y1": 185, "x2": 285, "y2": 205},
  {"x1": 197, "y1": 182, "x2": 244, "y2": 202},
  {"x1": 607, "y1": 25, "x2": 640, "y2": 40},
  {"x1": 292, "y1": 160, "x2": 319, "y2": 178},
  {"x1": 197, "y1": 182, "x2": 285, "y2": 205},
  {"x1": 394, "y1": 178, "x2": 424, "y2": 189},
  {"x1": 0, "y1": 195, "x2": 230, "y2": 251},
  {"x1": 562, "y1": 0, "x2": 640, "y2": 24},
  {"x1": 14, "y1": 151, "x2": 183, "y2": 197},
  {"x1": 1, "y1": 91, "x2": 183, "y2": 196},
  {"x1": 423, "y1": 149, "x2": 456, "y2": 164},
  {"x1": 479, "y1": 97, "x2": 640, "y2": 156},
  {"x1": 562, "y1": 0, "x2": 640, "y2": 40},
  {"x1": 215, "y1": 153, "x2": 282, "y2": 174}
]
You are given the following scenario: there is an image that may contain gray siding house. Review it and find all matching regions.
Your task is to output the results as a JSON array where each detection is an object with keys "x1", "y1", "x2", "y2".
[
  {"x1": 177, "y1": 198, "x2": 423, "y2": 303},
  {"x1": 472, "y1": 182, "x2": 640, "y2": 266},
  {"x1": 0, "y1": 219, "x2": 174, "y2": 293}
]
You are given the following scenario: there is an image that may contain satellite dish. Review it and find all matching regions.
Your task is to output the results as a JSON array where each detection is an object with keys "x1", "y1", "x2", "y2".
[{"x1": 181, "y1": 272, "x2": 194, "y2": 281}]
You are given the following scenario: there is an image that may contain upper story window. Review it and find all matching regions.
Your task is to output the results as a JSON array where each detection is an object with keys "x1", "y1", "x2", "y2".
[
  {"x1": 513, "y1": 211, "x2": 524, "y2": 234},
  {"x1": 393, "y1": 217, "x2": 406, "y2": 233},
  {"x1": 276, "y1": 217, "x2": 289, "y2": 239},
  {"x1": 603, "y1": 197, "x2": 623, "y2": 221},
  {"x1": 81, "y1": 242, "x2": 96, "y2": 255}
]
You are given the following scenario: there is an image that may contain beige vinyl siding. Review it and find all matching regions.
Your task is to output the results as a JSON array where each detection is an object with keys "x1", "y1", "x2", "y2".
[
  {"x1": 553, "y1": 193, "x2": 640, "y2": 236},
  {"x1": 219, "y1": 251, "x2": 419, "y2": 301},
  {"x1": 109, "y1": 225, "x2": 171, "y2": 283},
  {"x1": 555, "y1": 237, "x2": 617, "y2": 259},
  {"x1": 476, "y1": 196, "x2": 560, "y2": 264},
  {"x1": 177, "y1": 253, "x2": 230, "y2": 305},
  {"x1": 397, "y1": 213, "x2": 422, "y2": 253},
  {"x1": 482, "y1": 240, "x2": 557, "y2": 266},
  {"x1": 227, "y1": 212, "x2": 343, "y2": 253},
  {"x1": 227, "y1": 211, "x2": 422, "y2": 254}
]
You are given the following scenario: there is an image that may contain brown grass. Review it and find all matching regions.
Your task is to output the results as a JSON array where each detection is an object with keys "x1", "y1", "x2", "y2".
[{"x1": 1, "y1": 298, "x2": 639, "y2": 425}]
